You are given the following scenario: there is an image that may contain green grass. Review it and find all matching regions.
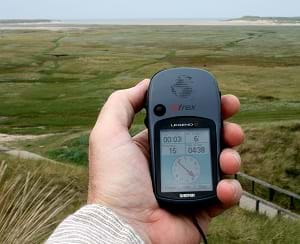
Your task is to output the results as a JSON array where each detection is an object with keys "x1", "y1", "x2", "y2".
[
  {"x1": 1, "y1": 25, "x2": 300, "y2": 243},
  {"x1": 0, "y1": 26, "x2": 299, "y2": 134},
  {"x1": 0, "y1": 153, "x2": 299, "y2": 243},
  {"x1": 12, "y1": 124, "x2": 146, "y2": 166},
  {"x1": 0, "y1": 163, "x2": 73, "y2": 243},
  {"x1": 0, "y1": 155, "x2": 87, "y2": 210},
  {"x1": 239, "y1": 121, "x2": 300, "y2": 195},
  {"x1": 208, "y1": 207, "x2": 300, "y2": 244},
  {"x1": 0, "y1": 155, "x2": 87, "y2": 243},
  {"x1": 16, "y1": 120, "x2": 299, "y2": 196},
  {"x1": 47, "y1": 134, "x2": 89, "y2": 166},
  {"x1": 2, "y1": 25, "x2": 298, "y2": 211},
  {"x1": 14, "y1": 120, "x2": 299, "y2": 213}
]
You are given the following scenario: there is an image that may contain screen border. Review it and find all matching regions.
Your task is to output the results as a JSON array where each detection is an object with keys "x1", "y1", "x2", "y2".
[{"x1": 154, "y1": 117, "x2": 218, "y2": 200}]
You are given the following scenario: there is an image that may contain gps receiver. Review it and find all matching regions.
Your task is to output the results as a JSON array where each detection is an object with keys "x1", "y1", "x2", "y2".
[{"x1": 145, "y1": 68, "x2": 222, "y2": 208}]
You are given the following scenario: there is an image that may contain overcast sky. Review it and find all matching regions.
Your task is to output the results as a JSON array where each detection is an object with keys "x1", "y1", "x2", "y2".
[{"x1": 0, "y1": 0, "x2": 299, "y2": 19}]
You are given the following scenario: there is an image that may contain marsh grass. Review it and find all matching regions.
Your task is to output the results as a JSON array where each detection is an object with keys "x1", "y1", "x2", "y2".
[
  {"x1": 47, "y1": 134, "x2": 89, "y2": 166},
  {"x1": 0, "y1": 160, "x2": 76, "y2": 244},
  {"x1": 0, "y1": 26, "x2": 300, "y2": 242},
  {"x1": 0, "y1": 26, "x2": 299, "y2": 134},
  {"x1": 0, "y1": 154, "x2": 299, "y2": 243},
  {"x1": 25, "y1": 121, "x2": 299, "y2": 194},
  {"x1": 239, "y1": 121, "x2": 300, "y2": 194},
  {"x1": 208, "y1": 207, "x2": 300, "y2": 244}
]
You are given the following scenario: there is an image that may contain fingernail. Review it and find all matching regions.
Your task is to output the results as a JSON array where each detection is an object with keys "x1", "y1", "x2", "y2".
[
  {"x1": 135, "y1": 81, "x2": 143, "y2": 87},
  {"x1": 231, "y1": 180, "x2": 242, "y2": 200},
  {"x1": 135, "y1": 79, "x2": 149, "y2": 87},
  {"x1": 232, "y1": 151, "x2": 241, "y2": 167}
]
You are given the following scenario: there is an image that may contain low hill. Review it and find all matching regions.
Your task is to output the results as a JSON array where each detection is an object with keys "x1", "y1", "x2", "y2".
[
  {"x1": 229, "y1": 16, "x2": 300, "y2": 24},
  {"x1": 0, "y1": 19, "x2": 55, "y2": 24}
]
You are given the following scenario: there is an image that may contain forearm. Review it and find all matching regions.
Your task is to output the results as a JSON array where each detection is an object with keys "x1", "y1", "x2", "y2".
[{"x1": 46, "y1": 204, "x2": 144, "y2": 244}]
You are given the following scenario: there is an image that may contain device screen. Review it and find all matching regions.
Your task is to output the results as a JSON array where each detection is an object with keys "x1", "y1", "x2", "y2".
[{"x1": 160, "y1": 128, "x2": 213, "y2": 193}]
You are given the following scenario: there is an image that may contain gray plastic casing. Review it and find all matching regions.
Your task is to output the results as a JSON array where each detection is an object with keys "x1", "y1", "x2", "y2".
[{"x1": 146, "y1": 67, "x2": 222, "y2": 207}]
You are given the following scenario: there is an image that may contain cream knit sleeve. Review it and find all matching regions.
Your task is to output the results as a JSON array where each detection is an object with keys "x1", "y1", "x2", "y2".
[{"x1": 46, "y1": 204, "x2": 144, "y2": 244}]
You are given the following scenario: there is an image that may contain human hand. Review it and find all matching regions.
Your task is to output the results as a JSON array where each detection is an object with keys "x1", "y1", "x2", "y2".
[{"x1": 88, "y1": 79, "x2": 244, "y2": 243}]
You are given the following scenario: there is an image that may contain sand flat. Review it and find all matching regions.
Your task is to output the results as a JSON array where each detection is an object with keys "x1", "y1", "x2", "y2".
[{"x1": 1, "y1": 19, "x2": 300, "y2": 30}]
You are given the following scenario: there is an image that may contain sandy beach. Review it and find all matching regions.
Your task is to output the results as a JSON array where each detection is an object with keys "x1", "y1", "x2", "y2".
[{"x1": 1, "y1": 19, "x2": 300, "y2": 30}]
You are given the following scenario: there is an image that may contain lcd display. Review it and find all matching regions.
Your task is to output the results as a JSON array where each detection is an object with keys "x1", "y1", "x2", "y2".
[{"x1": 160, "y1": 128, "x2": 213, "y2": 193}]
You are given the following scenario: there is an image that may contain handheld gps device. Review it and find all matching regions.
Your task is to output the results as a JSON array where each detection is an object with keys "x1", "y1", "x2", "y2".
[{"x1": 145, "y1": 68, "x2": 222, "y2": 208}]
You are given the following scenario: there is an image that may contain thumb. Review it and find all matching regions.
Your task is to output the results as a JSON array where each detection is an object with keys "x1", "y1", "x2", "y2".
[{"x1": 92, "y1": 79, "x2": 150, "y2": 142}]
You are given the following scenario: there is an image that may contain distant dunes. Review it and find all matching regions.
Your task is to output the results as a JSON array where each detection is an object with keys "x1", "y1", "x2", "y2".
[
  {"x1": 0, "y1": 19, "x2": 56, "y2": 24},
  {"x1": 228, "y1": 16, "x2": 300, "y2": 23}
]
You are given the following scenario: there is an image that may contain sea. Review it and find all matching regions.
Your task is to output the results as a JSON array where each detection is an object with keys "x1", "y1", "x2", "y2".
[{"x1": 60, "y1": 18, "x2": 226, "y2": 25}]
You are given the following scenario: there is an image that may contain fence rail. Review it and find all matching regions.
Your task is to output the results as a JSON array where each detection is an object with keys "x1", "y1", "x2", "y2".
[
  {"x1": 240, "y1": 191, "x2": 300, "y2": 219},
  {"x1": 235, "y1": 172, "x2": 300, "y2": 211}
]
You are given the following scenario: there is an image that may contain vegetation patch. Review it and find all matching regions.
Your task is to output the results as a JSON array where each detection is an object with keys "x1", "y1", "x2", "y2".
[
  {"x1": 239, "y1": 121, "x2": 300, "y2": 195},
  {"x1": 209, "y1": 207, "x2": 300, "y2": 243},
  {"x1": 0, "y1": 158, "x2": 85, "y2": 243},
  {"x1": 47, "y1": 135, "x2": 89, "y2": 166},
  {"x1": 1, "y1": 26, "x2": 300, "y2": 134}
]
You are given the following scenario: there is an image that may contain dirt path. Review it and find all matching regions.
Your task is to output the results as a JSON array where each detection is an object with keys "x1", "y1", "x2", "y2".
[
  {"x1": 0, "y1": 133, "x2": 59, "y2": 162},
  {"x1": 0, "y1": 133, "x2": 52, "y2": 143}
]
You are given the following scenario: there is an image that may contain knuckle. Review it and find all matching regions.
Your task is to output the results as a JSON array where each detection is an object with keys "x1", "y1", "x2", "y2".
[{"x1": 109, "y1": 89, "x2": 126, "y2": 101}]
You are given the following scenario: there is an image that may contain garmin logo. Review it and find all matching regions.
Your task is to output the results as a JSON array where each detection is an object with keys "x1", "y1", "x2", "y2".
[
  {"x1": 171, "y1": 123, "x2": 194, "y2": 128},
  {"x1": 179, "y1": 193, "x2": 196, "y2": 198},
  {"x1": 171, "y1": 104, "x2": 196, "y2": 112}
]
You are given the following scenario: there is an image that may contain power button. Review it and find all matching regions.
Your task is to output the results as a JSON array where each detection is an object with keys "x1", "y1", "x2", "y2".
[{"x1": 154, "y1": 104, "x2": 166, "y2": 116}]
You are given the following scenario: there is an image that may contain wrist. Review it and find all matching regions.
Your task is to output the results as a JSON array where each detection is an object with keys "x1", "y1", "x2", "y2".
[
  {"x1": 117, "y1": 212, "x2": 152, "y2": 244},
  {"x1": 88, "y1": 197, "x2": 152, "y2": 244}
]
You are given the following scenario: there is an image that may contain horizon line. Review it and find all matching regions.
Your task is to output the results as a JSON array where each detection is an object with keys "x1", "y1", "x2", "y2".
[{"x1": 1, "y1": 16, "x2": 300, "y2": 21}]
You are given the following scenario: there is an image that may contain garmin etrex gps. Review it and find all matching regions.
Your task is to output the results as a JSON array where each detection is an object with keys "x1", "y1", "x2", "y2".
[{"x1": 145, "y1": 68, "x2": 222, "y2": 208}]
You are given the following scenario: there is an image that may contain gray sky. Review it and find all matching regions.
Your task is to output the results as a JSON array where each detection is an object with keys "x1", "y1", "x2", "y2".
[{"x1": 0, "y1": 0, "x2": 299, "y2": 19}]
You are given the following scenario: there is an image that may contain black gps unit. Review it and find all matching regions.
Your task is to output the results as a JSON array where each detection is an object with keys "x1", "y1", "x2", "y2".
[{"x1": 145, "y1": 68, "x2": 222, "y2": 208}]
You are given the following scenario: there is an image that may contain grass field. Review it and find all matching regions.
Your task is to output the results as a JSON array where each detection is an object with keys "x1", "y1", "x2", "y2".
[
  {"x1": 0, "y1": 26, "x2": 299, "y2": 134},
  {"x1": 1, "y1": 154, "x2": 299, "y2": 243},
  {"x1": 0, "y1": 25, "x2": 299, "y2": 242},
  {"x1": 1, "y1": 25, "x2": 298, "y2": 190}
]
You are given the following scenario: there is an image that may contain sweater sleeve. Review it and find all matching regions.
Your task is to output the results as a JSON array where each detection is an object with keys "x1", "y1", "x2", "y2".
[{"x1": 46, "y1": 204, "x2": 144, "y2": 244}]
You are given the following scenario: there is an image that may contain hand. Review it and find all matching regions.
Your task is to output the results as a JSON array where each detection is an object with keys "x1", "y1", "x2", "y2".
[{"x1": 88, "y1": 79, "x2": 244, "y2": 243}]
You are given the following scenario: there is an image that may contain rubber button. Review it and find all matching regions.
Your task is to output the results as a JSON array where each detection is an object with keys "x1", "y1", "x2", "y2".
[{"x1": 154, "y1": 104, "x2": 166, "y2": 116}]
